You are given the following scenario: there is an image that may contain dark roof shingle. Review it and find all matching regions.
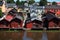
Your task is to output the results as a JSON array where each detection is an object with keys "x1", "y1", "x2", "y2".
[
  {"x1": 45, "y1": 5, "x2": 60, "y2": 9},
  {"x1": 6, "y1": 3, "x2": 17, "y2": 8}
]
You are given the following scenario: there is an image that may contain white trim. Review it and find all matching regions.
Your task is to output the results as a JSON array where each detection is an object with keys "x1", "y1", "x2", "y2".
[{"x1": 0, "y1": 15, "x2": 6, "y2": 21}]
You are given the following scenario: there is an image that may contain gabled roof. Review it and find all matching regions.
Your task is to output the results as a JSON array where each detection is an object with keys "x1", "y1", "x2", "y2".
[
  {"x1": 5, "y1": 14, "x2": 14, "y2": 22},
  {"x1": 1, "y1": 11, "x2": 24, "y2": 22},
  {"x1": 6, "y1": 3, "x2": 17, "y2": 8},
  {"x1": 56, "y1": 11, "x2": 60, "y2": 15},
  {"x1": 10, "y1": 18, "x2": 21, "y2": 23},
  {"x1": 17, "y1": 5, "x2": 24, "y2": 9},
  {"x1": 15, "y1": 12, "x2": 24, "y2": 21},
  {"x1": 42, "y1": 13, "x2": 56, "y2": 21},
  {"x1": 8, "y1": 8, "x2": 17, "y2": 15},
  {"x1": 4, "y1": 11, "x2": 24, "y2": 22},
  {"x1": 45, "y1": 5, "x2": 60, "y2": 9},
  {"x1": 0, "y1": 19, "x2": 9, "y2": 26},
  {"x1": 57, "y1": 2, "x2": 60, "y2": 5},
  {"x1": 32, "y1": 19, "x2": 42, "y2": 24}
]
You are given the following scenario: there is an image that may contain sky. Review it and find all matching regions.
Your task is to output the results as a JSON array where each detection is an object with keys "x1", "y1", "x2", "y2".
[
  {"x1": 14, "y1": 0, "x2": 60, "y2": 2},
  {"x1": 35, "y1": 0, "x2": 60, "y2": 2}
]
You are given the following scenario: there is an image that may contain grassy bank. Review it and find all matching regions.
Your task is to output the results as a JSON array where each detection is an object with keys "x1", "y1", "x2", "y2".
[{"x1": 0, "y1": 30, "x2": 60, "y2": 32}]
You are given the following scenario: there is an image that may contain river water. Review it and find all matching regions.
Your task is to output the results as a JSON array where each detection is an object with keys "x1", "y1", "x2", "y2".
[{"x1": 0, "y1": 31, "x2": 60, "y2": 40}]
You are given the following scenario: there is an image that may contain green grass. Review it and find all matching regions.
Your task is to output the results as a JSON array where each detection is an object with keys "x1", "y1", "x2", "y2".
[
  {"x1": 1, "y1": 30, "x2": 60, "y2": 32},
  {"x1": 28, "y1": 30, "x2": 60, "y2": 32}
]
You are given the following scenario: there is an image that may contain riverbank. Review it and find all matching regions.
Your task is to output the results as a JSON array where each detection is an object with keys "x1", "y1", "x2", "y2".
[
  {"x1": 0, "y1": 30, "x2": 60, "y2": 32},
  {"x1": 0, "y1": 31, "x2": 60, "y2": 40}
]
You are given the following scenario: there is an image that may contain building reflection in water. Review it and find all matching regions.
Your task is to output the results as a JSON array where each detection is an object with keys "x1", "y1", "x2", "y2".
[
  {"x1": 0, "y1": 31, "x2": 60, "y2": 40},
  {"x1": 41, "y1": 32, "x2": 48, "y2": 40},
  {"x1": 23, "y1": 31, "x2": 47, "y2": 40},
  {"x1": 23, "y1": 31, "x2": 33, "y2": 40}
]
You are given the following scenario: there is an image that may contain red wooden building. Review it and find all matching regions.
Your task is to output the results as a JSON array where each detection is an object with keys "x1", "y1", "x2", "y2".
[
  {"x1": 45, "y1": 5, "x2": 60, "y2": 15},
  {"x1": 9, "y1": 18, "x2": 23, "y2": 29},
  {"x1": 26, "y1": 19, "x2": 43, "y2": 29},
  {"x1": 0, "y1": 12, "x2": 23, "y2": 29},
  {"x1": 45, "y1": 5, "x2": 60, "y2": 29}
]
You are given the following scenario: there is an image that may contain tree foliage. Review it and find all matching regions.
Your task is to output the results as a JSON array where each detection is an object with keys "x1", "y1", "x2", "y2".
[
  {"x1": 28, "y1": 0, "x2": 35, "y2": 4},
  {"x1": 52, "y1": 1, "x2": 57, "y2": 5},
  {"x1": 7, "y1": 0, "x2": 15, "y2": 3},
  {"x1": 16, "y1": 0, "x2": 27, "y2": 6},
  {"x1": 39, "y1": 0, "x2": 47, "y2": 6},
  {"x1": 0, "y1": 8, "x2": 3, "y2": 17},
  {"x1": 16, "y1": 0, "x2": 20, "y2": 5}
]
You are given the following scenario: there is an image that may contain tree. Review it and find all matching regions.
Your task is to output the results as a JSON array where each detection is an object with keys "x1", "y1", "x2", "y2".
[
  {"x1": 0, "y1": 8, "x2": 3, "y2": 17},
  {"x1": 16, "y1": 0, "x2": 20, "y2": 5},
  {"x1": 16, "y1": 0, "x2": 27, "y2": 6},
  {"x1": 20, "y1": 1, "x2": 26, "y2": 5},
  {"x1": 39, "y1": 0, "x2": 47, "y2": 6},
  {"x1": 52, "y1": 1, "x2": 57, "y2": 5},
  {"x1": 7, "y1": 0, "x2": 15, "y2": 3},
  {"x1": 28, "y1": 0, "x2": 35, "y2": 4}
]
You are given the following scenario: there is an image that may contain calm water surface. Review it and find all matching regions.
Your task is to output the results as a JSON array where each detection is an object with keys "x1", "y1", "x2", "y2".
[{"x1": 0, "y1": 31, "x2": 60, "y2": 40}]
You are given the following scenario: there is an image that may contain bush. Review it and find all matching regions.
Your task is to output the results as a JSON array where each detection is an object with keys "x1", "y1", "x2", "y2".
[{"x1": 0, "y1": 8, "x2": 3, "y2": 18}]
